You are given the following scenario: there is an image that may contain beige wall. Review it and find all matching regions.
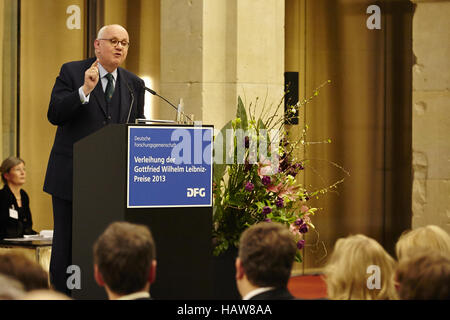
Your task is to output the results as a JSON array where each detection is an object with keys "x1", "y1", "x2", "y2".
[
  {"x1": 104, "y1": 0, "x2": 128, "y2": 32},
  {"x1": 411, "y1": 0, "x2": 450, "y2": 232},
  {"x1": 161, "y1": 0, "x2": 284, "y2": 131},
  {"x1": 20, "y1": 0, "x2": 85, "y2": 231}
]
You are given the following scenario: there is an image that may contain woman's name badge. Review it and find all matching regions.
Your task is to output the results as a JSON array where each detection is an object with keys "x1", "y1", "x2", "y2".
[{"x1": 9, "y1": 208, "x2": 18, "y2": 219}]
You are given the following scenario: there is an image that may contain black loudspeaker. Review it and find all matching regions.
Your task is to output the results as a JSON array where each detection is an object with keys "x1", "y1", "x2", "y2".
[{"x1": 284, "y1": 71, "x2": 299, "y2": 125}]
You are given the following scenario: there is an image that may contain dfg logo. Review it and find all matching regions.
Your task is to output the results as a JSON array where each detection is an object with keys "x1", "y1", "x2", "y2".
[{"x1": 187, "y1": 188, "x2": 206, "y2": 197}]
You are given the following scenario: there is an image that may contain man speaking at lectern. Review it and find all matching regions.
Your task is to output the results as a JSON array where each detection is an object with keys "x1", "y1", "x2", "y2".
[{"x1": 44, "y1": 24, "x2": 145, "y2": 294}]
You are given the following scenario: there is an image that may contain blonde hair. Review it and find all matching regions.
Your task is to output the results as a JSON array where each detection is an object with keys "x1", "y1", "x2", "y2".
[
  {"x1": 324, "y1": 234, "x2": 397, "y2": 300},
  {"x1": 395, "y1": 225, "x2": 450, "y2": 261}
]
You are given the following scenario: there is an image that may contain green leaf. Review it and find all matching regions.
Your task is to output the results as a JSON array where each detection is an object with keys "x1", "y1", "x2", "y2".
[
  {"x1": 255, "y1": 202, "x2": 266, "y2": 212},
  {"x1": 213, "y1": 164, "x2": 225, "y2": 186},
  {"x1": 237, "y1": 96, "x2": 248, "y2": 130},
  {"x1": 295, "y1": 251, "x2": 303, "y2": 263},
  {"x1": 257, "y1": 118, "x2": 266, "y2": 130},
  {"x1": 213, "y1": 120, "x2": 232, "y2": 185}
]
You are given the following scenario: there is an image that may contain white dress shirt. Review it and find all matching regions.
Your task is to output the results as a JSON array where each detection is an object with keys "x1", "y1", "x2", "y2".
[
  {"x1": 116, "y1": 291, "x2": 151, "y2": 300},
  {"x1": 242, "y1": 287, "x2": 275, "y2": 300}
]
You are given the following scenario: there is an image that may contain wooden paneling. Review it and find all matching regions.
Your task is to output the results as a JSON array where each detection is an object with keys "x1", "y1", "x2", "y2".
[
  {"x1": 20, "y1": 0, "x2": 85, "y2": 231},
  {"x1": 285, "y1": 0, "x2": 412, "y2": 272}
]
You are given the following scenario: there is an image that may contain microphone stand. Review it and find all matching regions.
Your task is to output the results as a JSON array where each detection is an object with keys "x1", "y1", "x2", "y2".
[{"x1": 142, "y1": 86, "x2": 193, "y2": 123}]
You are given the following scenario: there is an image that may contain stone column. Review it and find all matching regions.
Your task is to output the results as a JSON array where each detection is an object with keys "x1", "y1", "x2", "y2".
[
  {"x1": 411, "y1": 0, "x2": 450, "y2": 232},
  {"x1": 160, "y1": 0, "x2": 285, "y2": 130}
]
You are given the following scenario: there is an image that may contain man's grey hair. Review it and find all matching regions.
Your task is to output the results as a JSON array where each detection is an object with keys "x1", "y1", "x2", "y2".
[
  {"x1": 96, "y1": 24, "x2": 128, "y2": 39},
  {"x1": 97, "y1": 25, "x2": 108, "y2": 39}
]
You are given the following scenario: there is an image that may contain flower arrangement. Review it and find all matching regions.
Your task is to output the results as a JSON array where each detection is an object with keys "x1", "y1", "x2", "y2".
[{"x1": 212, "y1": 81, "x2": 347, "y2": 262}]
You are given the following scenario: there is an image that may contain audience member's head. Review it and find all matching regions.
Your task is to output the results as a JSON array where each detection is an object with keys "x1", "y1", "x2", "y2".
[
  {"x1": 235, "y1": 222, "x2": 296, "y2": 298},
  {"x1": 324, "y1": 234, "x2": 397, "y2": 300},
  {"x1": 0, "y1": 274, "x2": 25, "y2": 300},
  {"x1": 93, "y1": 221, "x2": 157, "y2": 300},
  {"x1": 0, "y1": 252, "x2": 49, "y2": 291},
  {"x1": 19, "y1": 289, "x2": 73, "y2": 300},
  {"x1": 395, "y1": 250, "x2": 450, "y2": 300},
  {"x1": 395, "y1": 225, "x2": 450, "y2": 261},
  {"x1": 0, "y1": 156, "x2": 26, "y2": 187}
]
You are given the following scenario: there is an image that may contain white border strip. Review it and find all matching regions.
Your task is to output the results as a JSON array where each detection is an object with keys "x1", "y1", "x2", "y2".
[{"x1": 127, "y1": 126, "x2": 213, "y2": 208}]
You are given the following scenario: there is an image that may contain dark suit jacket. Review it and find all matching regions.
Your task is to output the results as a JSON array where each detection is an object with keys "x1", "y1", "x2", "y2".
[
  {"x1": 249, "y1": 287, "x2": 295, "y2": 300},
  {"x1": 0, "y1": 185, "x2": 36, "y2": 239},
  {"x1": 43, "y1": 57, "x2": 145, "y2": 201}
]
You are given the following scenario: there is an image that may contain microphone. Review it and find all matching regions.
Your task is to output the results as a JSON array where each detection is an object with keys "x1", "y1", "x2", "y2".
[
  {"x1": 141, "y1": 85, "x2": 192, "y2": 123},
  {"x1": 125, "y1": 82, "x2": 135, "y2": 123}
]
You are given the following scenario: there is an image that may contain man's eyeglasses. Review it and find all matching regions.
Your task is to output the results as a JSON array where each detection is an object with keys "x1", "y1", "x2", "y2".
[{"x1": 98, "y1": 38, "x2": 130, "y2": 48}]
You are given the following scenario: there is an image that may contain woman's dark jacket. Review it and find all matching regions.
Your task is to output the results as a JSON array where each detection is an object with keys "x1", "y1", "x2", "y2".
[{"x1": 0, "y1": 184, "x2": 36, "y2": 239}]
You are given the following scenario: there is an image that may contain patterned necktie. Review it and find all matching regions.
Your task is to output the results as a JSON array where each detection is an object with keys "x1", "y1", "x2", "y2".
[{"x1": 104, "y1": 73, "x2": 115, "y2": 102}]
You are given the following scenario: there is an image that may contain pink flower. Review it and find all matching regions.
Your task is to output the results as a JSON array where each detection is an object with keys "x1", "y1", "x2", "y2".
[
  {"x1": 289, "y1": 223, "x2": 300, "y2": 236},
  {"x1": 257, "y1": 155, "x2": 279, "y2": 176},
  {"x1": 302, "y1": 214, "x2": 311, "y2": 224},
  {"x1": 278, "y1": 184, "x2": 299, "y2": 201},
  {"x1": 266, "y1": 182, "x2": 282, "y2": 193},
  {"x1": 300, "y1": 205, "x2": 309, "y2": 213},
  {"x1": 258, "y1": 162, "x2": 274, "y2": 177},
  {"x1": 265, "y1": 181, "x2": 299, "y2": 201}
]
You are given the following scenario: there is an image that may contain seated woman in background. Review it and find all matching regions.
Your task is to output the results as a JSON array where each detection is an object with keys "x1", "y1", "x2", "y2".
[
  {"x1": 324, "y1": 234, "x2": 398, "y2": 300},
  {"x1": 395, "y1": 225, "x2": 450, "y2": 261},
  {"x1": 0, "y1": 156, "x2": 37, "y2": 239}
]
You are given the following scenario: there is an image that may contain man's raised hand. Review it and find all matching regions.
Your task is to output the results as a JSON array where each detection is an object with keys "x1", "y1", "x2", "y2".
[{"x1": 82, "y1": 60, "x2": 100, "y2": 96}]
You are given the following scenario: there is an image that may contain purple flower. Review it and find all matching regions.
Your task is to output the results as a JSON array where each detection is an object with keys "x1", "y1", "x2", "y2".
[
  {"x1": 294, "y1": 162, "x2": 304, "y2": 171},
  {"x1": 297, "y1": 239, "x2": 305, "y2": 250},
  {"x1": 262, "y1": 206, "x2": 272, "y2": 215},
  {"x1": 245, "y1": 182, "x2": 254, "y2": 192},
  {"x1": 262, "y1": 176, "x2": 271, "y2": 186},
  {"x1": 275, "y1": 197, "x2": 284, "y2": 208},
  {"x1": 294, "y1": 218, "x2": 303, "y2": 226},
  {"x1": 303, "y1": 191, "x2": 310, "y2": 201},
  {"x1": 287, "y1": 167, "x2": 297, "y2": 177},
  {"x1": 299, "y1": 224, "x2": 309, "y2": 234},
  {"x1": 264, "y1": 218, "x2": 272, "y2": 223},
  {"x1": 279, "y1": 159, "x2": 289, "y2": 172},
  {"x1": 244, "y1": 136, "x2": 250, "y2": 148}
]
